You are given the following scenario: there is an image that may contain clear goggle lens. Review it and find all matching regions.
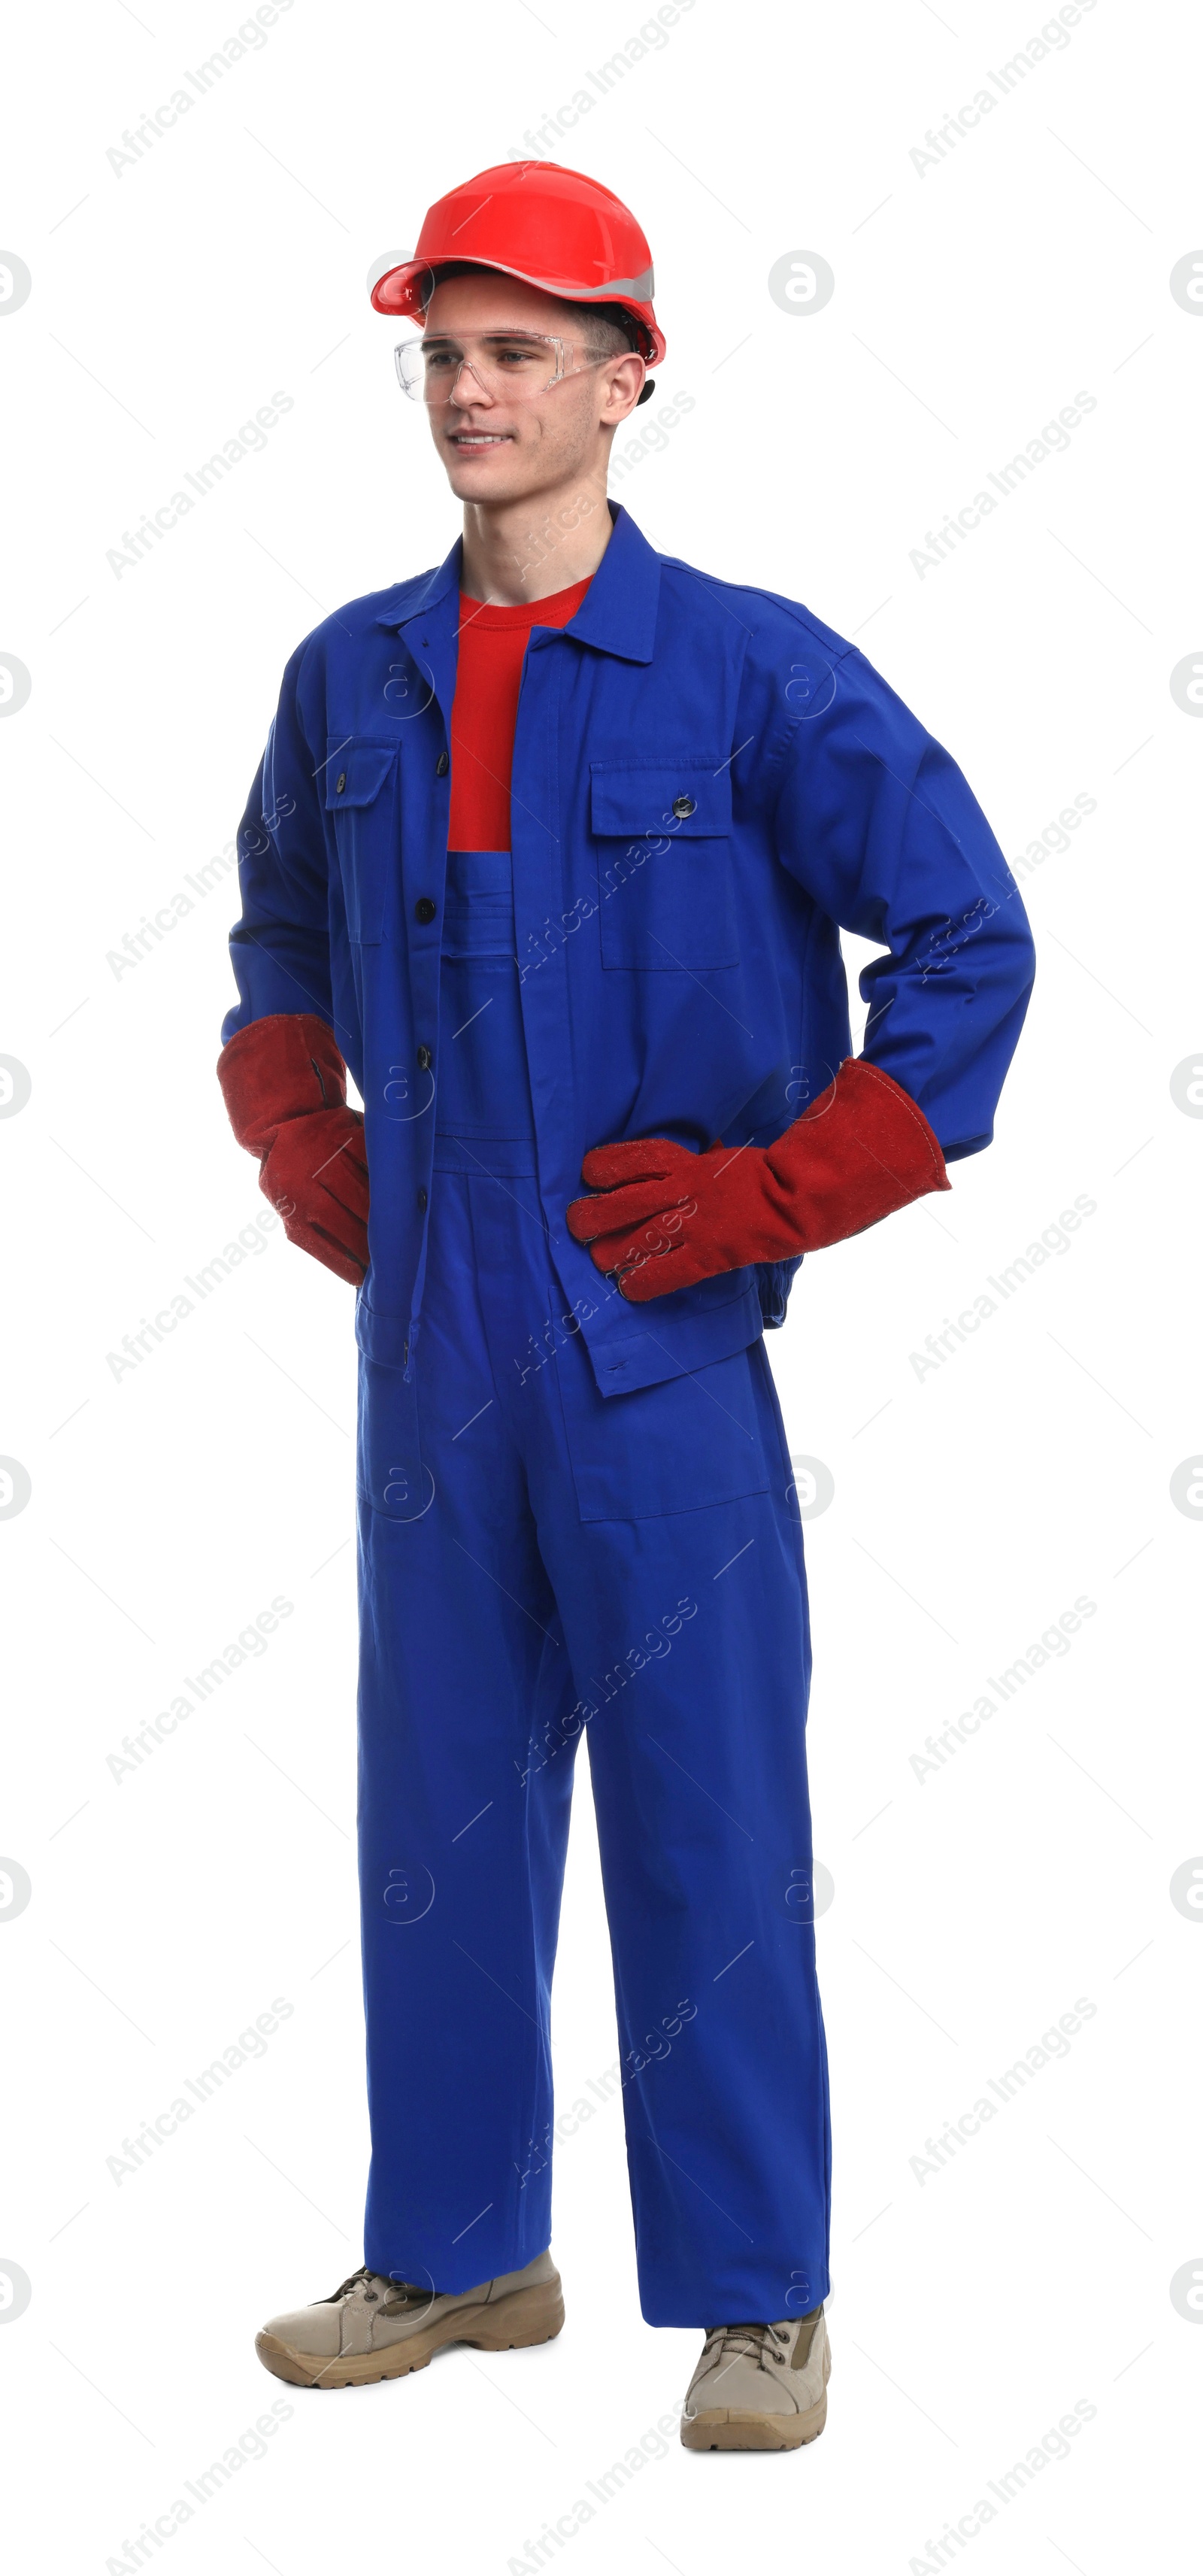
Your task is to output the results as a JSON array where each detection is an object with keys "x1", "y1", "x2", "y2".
[{"x1": 394, "y1": 331, "x2": 640, "y2": 405}]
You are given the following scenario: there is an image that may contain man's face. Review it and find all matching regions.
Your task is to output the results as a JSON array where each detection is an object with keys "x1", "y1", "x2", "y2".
[{"x1": 417, "y1": 271, "x2": 643, "y2": 505}]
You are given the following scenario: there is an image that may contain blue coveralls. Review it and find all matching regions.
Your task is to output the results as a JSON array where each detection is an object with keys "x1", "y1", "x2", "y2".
[{"x1": 223, "y1": 504, "x2": 1035, "y2": 2325}]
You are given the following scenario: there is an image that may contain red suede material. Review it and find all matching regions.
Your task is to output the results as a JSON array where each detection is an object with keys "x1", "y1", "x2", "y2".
[
  {"x1": 566, "y1": 1057, "x2": 949, "y2": 1302},
  {"x1": 257, "y1": 1109, "x2": 368, "y2": 1287},
  {"x1": 217, "y1": 1012, "x2": 368, "y2": 1287},
  {"x1": 217, "y1": 1012, "x2": 348, "y2": 1148}
]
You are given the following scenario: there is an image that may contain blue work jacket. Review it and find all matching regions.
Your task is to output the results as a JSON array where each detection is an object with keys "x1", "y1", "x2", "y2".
[{"x1": 223, "y1": 502, "x2": 1035, "y2": 1397}]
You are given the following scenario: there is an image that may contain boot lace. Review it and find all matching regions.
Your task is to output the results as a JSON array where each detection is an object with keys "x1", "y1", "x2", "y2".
[
  {"x1": 701, "y1": 2320, "x2": 790, "y2": 2372},
  {"x1": 325, "y1": 2264, "x2": 430, "y2": 2317}
]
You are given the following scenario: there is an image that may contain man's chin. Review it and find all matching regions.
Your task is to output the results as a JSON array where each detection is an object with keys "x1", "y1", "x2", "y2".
[{"x1": 445, "y1": 465, "x2": 527, "y2": 502}]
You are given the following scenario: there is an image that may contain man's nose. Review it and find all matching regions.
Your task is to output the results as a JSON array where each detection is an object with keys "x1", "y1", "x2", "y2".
[{"x1": 447, "y1": 358, "x2": 495, "y2": 408}]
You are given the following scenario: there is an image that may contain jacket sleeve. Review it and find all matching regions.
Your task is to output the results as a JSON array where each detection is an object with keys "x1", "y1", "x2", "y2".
[
  {"x1": 771, "y1": 643, "x2": 1035, "y2": 1162},
  {"x1": 220, "y1": 642, "x2": 335, "y2": 1046}
]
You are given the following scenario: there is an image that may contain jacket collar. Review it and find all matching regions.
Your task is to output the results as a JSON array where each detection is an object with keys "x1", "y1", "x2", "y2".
[
  {"x1": 373, "y1": 503, "x2": 659, "y2": 664},
  {"x1": 374, "y1": 545, "x2": 462, "y2": 633}
]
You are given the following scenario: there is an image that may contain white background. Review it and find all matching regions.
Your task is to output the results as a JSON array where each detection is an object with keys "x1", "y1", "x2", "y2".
[{"x1": 2, "y1": 0, "x2": 1200, "y2": 2568}]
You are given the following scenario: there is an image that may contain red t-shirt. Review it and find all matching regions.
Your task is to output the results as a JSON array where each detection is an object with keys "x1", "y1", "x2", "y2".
[{"x1": 448, "y1": 577, "x2": 592, "y2": 851}]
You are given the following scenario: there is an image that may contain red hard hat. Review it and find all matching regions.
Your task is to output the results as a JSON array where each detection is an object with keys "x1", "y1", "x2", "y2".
[{"x1": 368, "y1": 160, "x2": 666, "y2": 368}]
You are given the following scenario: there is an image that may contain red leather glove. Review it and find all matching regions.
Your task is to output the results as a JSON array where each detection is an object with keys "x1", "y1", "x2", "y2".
[
  {"x1": 217, "y1": 1012, "x2": 368, "y2": 1288},
  {"x1": 567, "y1": 1057, "x2": 948, "y2": 1302}
]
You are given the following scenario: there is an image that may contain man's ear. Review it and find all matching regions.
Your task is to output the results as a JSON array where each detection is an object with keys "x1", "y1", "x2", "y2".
[{"x1": 602, "y1": 350, "x2": 649, "y2": 426}]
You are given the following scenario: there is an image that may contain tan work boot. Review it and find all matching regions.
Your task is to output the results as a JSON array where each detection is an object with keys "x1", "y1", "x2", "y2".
[
  {"x1": 256, "y1": 2247, "x2": 564, "y2": 2389},
  {"x1": 680, "y1": 2304, "x2": 830, "y2": 2450}
]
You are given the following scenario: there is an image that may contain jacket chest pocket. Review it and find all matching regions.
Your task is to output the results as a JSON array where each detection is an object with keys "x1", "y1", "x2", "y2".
[
  {"x1": 589, "y1": 760, "x2": 738, "y2": 970},
  {"x1": 326, "y1": 740, "x2": 400, "y2": 945}
]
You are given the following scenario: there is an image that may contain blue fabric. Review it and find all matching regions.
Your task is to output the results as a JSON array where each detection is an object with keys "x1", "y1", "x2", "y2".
[
  {"x1": 223, "y1": 502, "x2": 1035, "y2": 1399},
  {"x1": 436, "y1": 850, "x2": 538, "y2": 1152},
  {"x1": 354, "y1": 830, "x2": 829, "y2": 2324},
  {"x1": 356, "y1": 1159, "x2": 829, "y2": 2326}
]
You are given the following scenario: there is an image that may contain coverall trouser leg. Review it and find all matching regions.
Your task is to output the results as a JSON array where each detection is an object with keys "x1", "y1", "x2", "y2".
[{"x1": 356, "y1": 1155, "x2": 832, "y2": 2329}]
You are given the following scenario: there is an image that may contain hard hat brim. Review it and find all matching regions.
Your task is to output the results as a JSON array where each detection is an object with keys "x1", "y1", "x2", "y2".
[{"x1": 366, "y1": 250, "x2": 666, "y2": 369}]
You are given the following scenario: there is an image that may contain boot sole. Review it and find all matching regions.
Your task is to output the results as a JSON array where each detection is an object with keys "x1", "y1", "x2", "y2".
[
  {"x1": 256, "y1": 2273, "x2": 565, "y2": 2389},
  {"x1": 680, "y1": 2340, "x2": 830, "y2": 2450}
]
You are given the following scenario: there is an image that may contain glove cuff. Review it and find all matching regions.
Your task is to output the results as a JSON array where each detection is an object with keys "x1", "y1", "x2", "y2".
[
  {"x1": 217, "y1": 1013, "x2": 347, "y2": 1158},
  {"x1": 764, "y1": 1057, "x2": 948, "y2": 1253}
]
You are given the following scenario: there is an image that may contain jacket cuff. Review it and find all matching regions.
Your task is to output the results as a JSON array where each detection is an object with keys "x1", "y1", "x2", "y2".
[
  {"x1": 217, "y1": 1012, "x2": 347, "y2": 1157},
  {"x1": 765, "y1": 1057, "x2": 949, "y2": 1253}
]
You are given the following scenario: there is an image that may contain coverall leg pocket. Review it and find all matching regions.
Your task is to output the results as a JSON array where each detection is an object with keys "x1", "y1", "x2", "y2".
[{"x1": 552, "y1": 1327, "x2": 778, "y2": 1523}]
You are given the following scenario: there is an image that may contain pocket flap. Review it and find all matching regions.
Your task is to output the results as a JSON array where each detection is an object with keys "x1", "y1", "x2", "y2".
[
  {"x1": 325, "y1": 742, "x2": 398, "y2": 810},
  {"x1": 589, "y1": 761, "x2": 732, "y2": 839}
]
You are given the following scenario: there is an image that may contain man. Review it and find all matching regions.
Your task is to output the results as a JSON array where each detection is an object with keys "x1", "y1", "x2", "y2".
[{"x1": 219, "y1": 159, "x2": 1034, "y2": 2449}]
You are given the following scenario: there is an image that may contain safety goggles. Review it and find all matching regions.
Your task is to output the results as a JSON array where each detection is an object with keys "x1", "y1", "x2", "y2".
[{"x1": 394, "y1": 329, "x2": 641, "y2": 405}]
